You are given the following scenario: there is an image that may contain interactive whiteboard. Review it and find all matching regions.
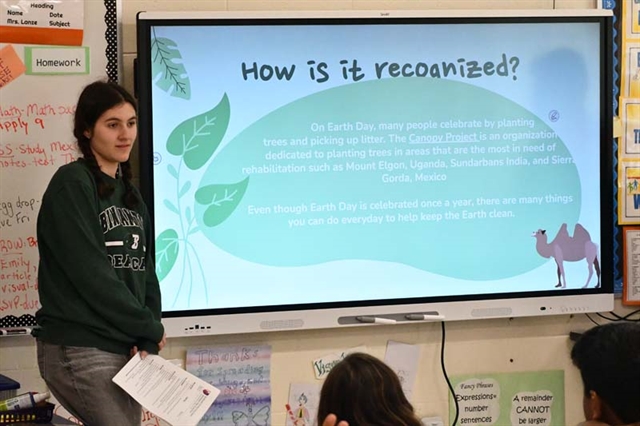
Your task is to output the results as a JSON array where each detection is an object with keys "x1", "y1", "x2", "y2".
[{"x1": 136, "y1": 10, "x2": 614, "y2": 337}]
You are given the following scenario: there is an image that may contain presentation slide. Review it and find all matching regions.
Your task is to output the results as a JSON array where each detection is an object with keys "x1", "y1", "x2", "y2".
[{"x1": 146, "y1": 20, "x2": 603, "y2": 312}]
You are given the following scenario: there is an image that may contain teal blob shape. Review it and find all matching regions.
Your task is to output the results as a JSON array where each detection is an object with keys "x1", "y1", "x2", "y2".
[{"x1": 195, "y1": 78, "x2": 581, "y2": 280}]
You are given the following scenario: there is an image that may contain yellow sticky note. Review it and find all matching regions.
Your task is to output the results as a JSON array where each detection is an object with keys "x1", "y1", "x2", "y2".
[
  {"x1": 614, "y1": 115, "x2": 622, "y2": 138},
  {"x1": 633, "y1": 2, "x2": 640, "y2": 35},
  {"x1": 0, "y1": 44, "x2": 26, "y2": 89}
]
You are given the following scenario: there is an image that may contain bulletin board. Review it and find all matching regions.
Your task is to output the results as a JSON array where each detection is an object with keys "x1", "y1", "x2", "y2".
[{"x1": 0, "y1": 0, "x2": 118, "y2": 328}]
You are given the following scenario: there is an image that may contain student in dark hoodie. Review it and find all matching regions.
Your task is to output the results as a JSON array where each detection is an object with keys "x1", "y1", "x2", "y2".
[
  {"x1": 34, "y1": 81, "x2": 165, "y2": 426},
  {"x1": 572, "y1": 322, "x2": 640, "y2": 426}
]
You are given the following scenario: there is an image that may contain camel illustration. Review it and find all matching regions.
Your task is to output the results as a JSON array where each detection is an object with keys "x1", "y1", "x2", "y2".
[{"x1": 533, "y1": 223, "x2": 600, "y2": 289}]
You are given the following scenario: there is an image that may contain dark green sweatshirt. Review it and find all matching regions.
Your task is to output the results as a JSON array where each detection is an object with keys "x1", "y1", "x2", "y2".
[{"x1": 35, "y1": 160, "x2": 164, "y2": 355}]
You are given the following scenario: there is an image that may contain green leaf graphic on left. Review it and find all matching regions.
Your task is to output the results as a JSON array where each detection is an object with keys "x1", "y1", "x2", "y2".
[
  {"x1": 156, "y1": 229, "x2": 179, "y2": 281},
  {"x1": 166, "y1": 94, "x2": 230, "y2": 170},
  {"x1": 195, "y1": 177, "x2": 249, "y2": 227},
  {"x1": 151, "y1": 35, "x2": 191, "y2": 100}
]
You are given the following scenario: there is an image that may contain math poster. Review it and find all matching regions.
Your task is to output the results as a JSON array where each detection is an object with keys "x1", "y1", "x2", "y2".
[{"x1": 449, "y1": 371, "x2": 565, "y2": 426}]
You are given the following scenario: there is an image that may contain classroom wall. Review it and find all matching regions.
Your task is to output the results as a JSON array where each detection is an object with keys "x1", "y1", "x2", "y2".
[
  {"x1": 3, "y1": 0, "x2": 630, "y2": 425},
  {"x1": 3, "y1": 301, "x2": 638, "y2": 425}
]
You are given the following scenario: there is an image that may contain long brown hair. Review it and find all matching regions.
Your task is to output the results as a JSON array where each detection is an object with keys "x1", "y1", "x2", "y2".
[
  {"x1": 73, "y1": 80, "x2": 139, "y2": 208},
  {"x1": 317, "y1": 352, "x2": 423, "y2": 426}
]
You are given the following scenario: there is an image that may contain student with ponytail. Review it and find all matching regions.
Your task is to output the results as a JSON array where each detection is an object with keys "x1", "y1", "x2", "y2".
[{"x1": 34, "y1": 80, "x2": 165, "y2": 426}]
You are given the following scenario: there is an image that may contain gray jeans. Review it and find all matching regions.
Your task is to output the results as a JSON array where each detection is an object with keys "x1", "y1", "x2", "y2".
[{"x1": 37, "y1": 340, "x2": 141, "y2": 426}]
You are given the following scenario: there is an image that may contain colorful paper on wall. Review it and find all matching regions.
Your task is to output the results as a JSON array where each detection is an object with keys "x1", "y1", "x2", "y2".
[
  {"x1": 141, "y1": 409, "x2": 171, "y2": 426},
  {"x1": 449, "y1": 370, "x2": 565, "y2": 426},
  {"x1": 618, "y1": 2, "x2": 640, "y2": 227},
  {"x1": 186, "y1": 345, "x2": 272, "y2": 426},
  {"x1": 622, "y1": 43, "x2": 640, "y2": 98},
  {"x1": 619, "y1": 159, "x2": 640, "y2": 224},
  {"x1": 285, "y1": 383, "x2": 321, "y2": 426},
  {"x1": 621, "y1": 98, "x2": 640, "y2": 157},
  {"x1": 623, "y1": 0, "x2": 640, "y2": 40},
  {"x1": 0, "y1": 45, "x2": 26, "y2": 89},
  {"x1": 0, "y1": 0, "x2": 84, "y2": 46}
]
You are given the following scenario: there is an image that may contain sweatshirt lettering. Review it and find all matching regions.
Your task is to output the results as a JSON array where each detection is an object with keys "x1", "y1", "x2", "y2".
[
  {"x1": 100, "y1": 206, "x2": 143, "y2": 234},
  {"x1": 108, "y1": 254, "x2": 146, "y2": 271}
]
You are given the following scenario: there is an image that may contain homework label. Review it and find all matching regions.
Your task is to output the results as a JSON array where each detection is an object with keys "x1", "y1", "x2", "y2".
[{"x1": 25, "y1": 46, "x2": 89, "y2": 75}]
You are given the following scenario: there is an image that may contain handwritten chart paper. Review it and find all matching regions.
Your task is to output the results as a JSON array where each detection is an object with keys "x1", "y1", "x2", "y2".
[
  {"x1": 187, "y1": 345, "x2": 272, "y2": 426},
  {"x1": 449, "y1": 370, "x2": 564, "y2": 426}
]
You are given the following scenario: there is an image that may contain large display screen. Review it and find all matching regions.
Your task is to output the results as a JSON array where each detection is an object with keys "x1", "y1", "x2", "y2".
[{"x1": 136, "y1": 11, "x2": 614, "y2": 336}]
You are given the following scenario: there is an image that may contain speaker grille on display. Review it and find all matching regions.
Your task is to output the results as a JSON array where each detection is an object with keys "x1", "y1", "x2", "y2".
[
  {"x1": 260, "y1": 319, "x2": 304, "y2": 330},
  {"x1": 470, "y1": 307, "x2": 512, "y2": 318}
]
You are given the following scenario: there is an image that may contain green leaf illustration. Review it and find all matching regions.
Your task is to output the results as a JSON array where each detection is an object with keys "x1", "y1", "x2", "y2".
[
  {"x1": 167, "y1": 164, "x2": 178, "y2": 179},
  {"x1": 151, "y1": 36, "x2": 191, "y2": 100},
  {"x1": 179, "y1": 181, "x2": 192, "y2": 198},
  {"x1": 163, "y1": 199, "x2": 179, "y2": 214},
  {"x1": 166, "y1": 94, "x2": 230, "y2": 170},
  {"x1": 195, "y1": 177, "x2": 249, "y2": 227},
  {"x1": 156, "y1": 229, "x2": 179, "y2": 281}
]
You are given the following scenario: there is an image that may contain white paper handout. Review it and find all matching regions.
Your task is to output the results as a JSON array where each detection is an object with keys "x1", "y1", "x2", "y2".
[
  {"x1": 113, "y1": 354, "x2": 221, "y2": 426},
  {"x1": 384, "y1": 340, "x2": 420, "y2": 399}
]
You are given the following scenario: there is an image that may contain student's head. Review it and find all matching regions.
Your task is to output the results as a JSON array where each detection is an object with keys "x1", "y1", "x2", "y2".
[
  {"x1": 317, "y1": 352, "x2": 422, "y2": 426},
  {"x1": 74, "y1": 81, "x2": 137, "y2": 172},
  {"x1": 571, "y1": 322, "x2": 640, "y2": 425},
  {"x1": 73, "y1": 81, "x2": 139, "y2": 206}
]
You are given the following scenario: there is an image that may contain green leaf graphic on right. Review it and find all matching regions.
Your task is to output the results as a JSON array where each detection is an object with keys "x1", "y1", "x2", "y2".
[
  {"x1": 166, "y1": 94, "x2": 230, "y2": 170},
  {"x1": 155, "y1": 229, "x2": 179, "y2": 281},
  {"x1": 151, "y1": 34, "x2": 191, "y2": 100},
  {"x1": 195, "y1": 177, "x2": 250, "y2": 227}
]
